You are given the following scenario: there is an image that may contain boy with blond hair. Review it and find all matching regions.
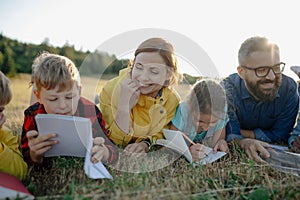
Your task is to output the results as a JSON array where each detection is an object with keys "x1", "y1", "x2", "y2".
[
  {"x1": 21, "y1": 52, "x2": 117, "y2": 166},
  {"x1": 0, "y1": 71, "x2": 28, "y2": 179}
]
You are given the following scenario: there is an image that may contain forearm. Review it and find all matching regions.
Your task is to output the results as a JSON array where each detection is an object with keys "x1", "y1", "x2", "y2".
[
  {"x1": 114, "y1": 104, "x2": 130, "y2": 134},
  {"x1": 210, "y1": 128, "x2": 226, "y2": 147},
  {"x1": 220, "y1": 128, "x2": 226, "y2": 140},
  {"x1": 240, "y1": 129, "x2": 255, "y2": 139}
]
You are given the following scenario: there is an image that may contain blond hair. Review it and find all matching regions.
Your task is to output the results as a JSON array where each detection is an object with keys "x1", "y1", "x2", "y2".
[
  {"x1": 131, "y1": 37, "x2": 180, "y2": 86},
  {"x1": 30, "y1": 51, "x2": 50, "y2": 87},
  {"x1": 0, "y1": 71, "x2": 12, "y2": 105},
  {"x1": 33, "y1": 52, "x2": 81, "y2": 92}
]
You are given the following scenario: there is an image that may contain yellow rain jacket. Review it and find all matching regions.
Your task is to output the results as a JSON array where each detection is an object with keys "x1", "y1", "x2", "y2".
[
  {"x1": 100, "y1": 68, "x2": 180, "y2": 147},
  {"x1": 0, "y1": 126, "x2": 28, "y2": 180}
]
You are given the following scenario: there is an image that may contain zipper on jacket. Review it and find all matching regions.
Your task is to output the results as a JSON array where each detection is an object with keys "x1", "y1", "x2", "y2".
[{"x1": 154, "y1": 89, "x2": 164, "y2": 114}]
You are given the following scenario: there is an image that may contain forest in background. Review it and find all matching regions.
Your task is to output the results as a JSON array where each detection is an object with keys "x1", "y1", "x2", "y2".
[
  {"x1": 0, "y1": 33, "x2": 129, "y2": 77},
  {"x1": 0, "y1": 33, "x2": 200, "y2": 84}
]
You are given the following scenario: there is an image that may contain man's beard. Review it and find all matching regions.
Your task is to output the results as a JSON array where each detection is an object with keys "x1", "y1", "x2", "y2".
[{"x1": 245, "y1": 77, "x2": 281, "y2": 102}]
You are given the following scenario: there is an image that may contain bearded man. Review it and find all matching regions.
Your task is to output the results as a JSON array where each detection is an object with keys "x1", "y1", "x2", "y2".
[{"x1": 223, "y1": 36, "x2": 299, "y2": 163}]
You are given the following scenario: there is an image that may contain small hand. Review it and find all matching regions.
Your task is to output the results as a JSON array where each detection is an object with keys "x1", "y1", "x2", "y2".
[
  {"x1": 27, "y1": 130, "x2": 57, "y2": 163},
  {"x1": 90, "y1": 137, "x2": 110, "y2": 164},
  {"x1": 124, "y1": 142, "x2": 149, "y2": 154},
  {"x1": 213, "y1": 139, "x2": 229, "y2": 153},
  {"x1": 120, "y1": 79, "x2": 141, "y2": 110},
  {"x1": 189, "y1": 143, "x2": 206, "y2": 162}
]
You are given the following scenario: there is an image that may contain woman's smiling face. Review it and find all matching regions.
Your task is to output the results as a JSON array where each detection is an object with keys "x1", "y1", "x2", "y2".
[{"x1": 131, "y1": 52, "x2": 171, "y2": 98}]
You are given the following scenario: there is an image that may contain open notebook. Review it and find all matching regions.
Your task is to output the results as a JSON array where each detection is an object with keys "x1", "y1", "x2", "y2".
[
  {"x1": 35, "y1": 114, "x2": 112, "y2": 179},
  {"x1": 154, "y1": 129, "x2": 227, "y2": 164},
  {"x1": 264, "y1": 144, "x2": 300, "y2": 176}
]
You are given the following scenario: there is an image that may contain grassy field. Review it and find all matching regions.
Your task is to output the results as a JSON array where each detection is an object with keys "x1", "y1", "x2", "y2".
[{"x1": 5, "y1": 74, "x2": 300, "y2": 200}]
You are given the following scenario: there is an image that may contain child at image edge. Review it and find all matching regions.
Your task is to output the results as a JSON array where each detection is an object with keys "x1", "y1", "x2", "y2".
[
  {"x1": 170, "y1": 79, "x2": 229, "y2": 162},
  {"x1": 0, "y1": 71, "x2": 28, "y2": 179},
  {"x1": 21, "y1": 52, "x2": 118, "y2": 167}
]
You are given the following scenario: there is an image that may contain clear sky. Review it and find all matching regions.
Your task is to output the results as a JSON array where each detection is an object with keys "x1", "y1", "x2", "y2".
[{"x1": 1, "y1": 0, "x2": 300, "y2": 79}]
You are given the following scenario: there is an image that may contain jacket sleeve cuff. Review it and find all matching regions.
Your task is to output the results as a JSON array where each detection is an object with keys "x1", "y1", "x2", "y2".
[{"x1": 253, "y1": 128, "x2": 271, "y2": 143}]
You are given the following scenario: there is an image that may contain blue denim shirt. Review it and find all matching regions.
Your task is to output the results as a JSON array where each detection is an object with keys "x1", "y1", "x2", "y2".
[{"x1": 223, "y1": 73, "x2": 299, "y2": 145}]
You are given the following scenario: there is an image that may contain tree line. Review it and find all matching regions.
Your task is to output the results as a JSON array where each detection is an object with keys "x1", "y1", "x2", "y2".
[
  {"x1": 0, "y1": 33, "x2": 129, "y2": 77},
  {"x1": 0, "y1": 33, "x2": 200, "y2": 84}
]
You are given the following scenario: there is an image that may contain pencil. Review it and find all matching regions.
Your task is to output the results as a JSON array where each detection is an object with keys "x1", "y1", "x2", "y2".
[{"x1": 179, "y1": 131, "x2": 196, "y2": 145}]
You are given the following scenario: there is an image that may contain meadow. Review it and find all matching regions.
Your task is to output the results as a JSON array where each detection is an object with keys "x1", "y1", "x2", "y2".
[{"x1": 5, "y1": 74, "x2": 300, "y2": 200}]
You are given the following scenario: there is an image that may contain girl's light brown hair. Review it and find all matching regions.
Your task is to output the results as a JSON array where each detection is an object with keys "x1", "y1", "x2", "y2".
[
  {"x1": 33, "y1": 52, "x2": 81, "y2": 92},
  {"x1": 130, "y1": 37, "x2": 180, "y2": 86},
  {"x1": 0, "y1": 71, "x2": 12, "y2": 105},
  {"x1": 187, "y1": 79, "x2": 227, "y2": 119}
]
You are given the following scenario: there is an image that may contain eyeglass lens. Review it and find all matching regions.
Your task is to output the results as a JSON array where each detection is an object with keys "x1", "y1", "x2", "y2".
[{"x1": 256, "y1": 63, "x2": 284, "y2": 77}]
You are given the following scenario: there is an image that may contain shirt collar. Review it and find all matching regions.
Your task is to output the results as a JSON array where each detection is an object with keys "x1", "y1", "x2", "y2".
[
  {"x1": 37, "y1": 103, "x2": 47, "y2": 114},
  {"x1": 241, "y1": 81, "x2": 251, "y2": 99}
]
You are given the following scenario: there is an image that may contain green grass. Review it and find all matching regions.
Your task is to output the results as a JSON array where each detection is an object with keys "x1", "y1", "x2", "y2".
[
  {"x1": 5, "y1": 74, "x2": 300, "y2": 200},
  {"x1": 21, "y1": 152, "x2": 300, "y2": 199}
]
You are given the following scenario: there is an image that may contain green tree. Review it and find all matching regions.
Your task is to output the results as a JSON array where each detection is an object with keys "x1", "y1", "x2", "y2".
[
  {"x1": 0, "y1": 34, "x2": 128, "y2": 76},
  {"x1": 0, "y1": 44, "x2": 16, "y2": 76},
  {"x1": 0, "y1": 51, "x2": 4, "y2": 67}
]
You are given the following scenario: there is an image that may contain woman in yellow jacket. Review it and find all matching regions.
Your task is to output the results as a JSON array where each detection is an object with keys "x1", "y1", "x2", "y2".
[
  {"x1": 100, "y1": 38, "x2": 180, "y2": 153},
  {"x1": 0, "y1": 71, "x2": 28, "y2": 180}
]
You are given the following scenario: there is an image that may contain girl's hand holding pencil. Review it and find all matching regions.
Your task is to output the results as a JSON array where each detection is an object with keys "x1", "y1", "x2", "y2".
[{"x1": 178, "y1": 131, "x2": 207, "y2": 162}]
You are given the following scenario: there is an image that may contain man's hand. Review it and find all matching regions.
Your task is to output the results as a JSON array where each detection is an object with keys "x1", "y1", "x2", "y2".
[{"x1": 239, "y1": 138, "x2": 270, "y2": 163}]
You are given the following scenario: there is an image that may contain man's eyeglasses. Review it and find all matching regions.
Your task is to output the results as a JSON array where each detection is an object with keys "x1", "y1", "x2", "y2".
[{"x1": 241, "y1": 62, "x2": 285, "y2": 77}]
